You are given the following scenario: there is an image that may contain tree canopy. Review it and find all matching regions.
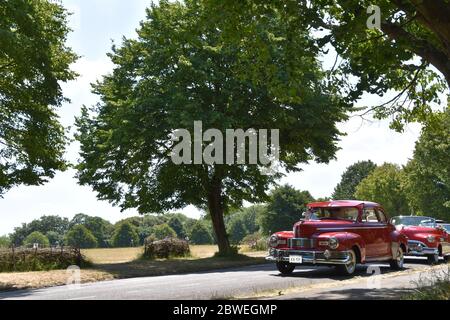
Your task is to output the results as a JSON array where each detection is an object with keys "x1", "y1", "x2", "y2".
[
  {"x1": 75, "y1": 0, "x2": 348, "y2": 254},
  {"x1": 355, "y1": 163, "x2": 410, "y2": 216},
  {"x1": 112, "y1": 222, "x2": 139, "y2": 248},
  {"x1": 332, "y1": 160, "x2": 378, "y2": 200},
  {"x1": 203, "y1": 1, "x2": 449, "y2": 130},
  {"x1": 65, "y1": 225, "x2": 98, "y2": 249},
  {"x1": 23, "y1": 231, "x2": 50, "y2": 248},
  {"x1": 402, "y1": 107, "x2": 450, "y2": 220},
  {"x1": 259, "y1": 185, "x2": 315, "y2": 234},
  {"x1": 0, "y1": 0, "x2": 77, "y2": 195}
]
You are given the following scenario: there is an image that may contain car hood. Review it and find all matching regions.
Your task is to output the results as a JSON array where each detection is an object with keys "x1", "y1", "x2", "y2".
[{"x1": 294, "y1": 220, "x2": 354, "y2": 238}]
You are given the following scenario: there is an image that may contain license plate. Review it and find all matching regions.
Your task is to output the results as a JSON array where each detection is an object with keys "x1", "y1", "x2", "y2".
[{"x1": 289, "y1": 255, "x2": 303, "y2": 264}]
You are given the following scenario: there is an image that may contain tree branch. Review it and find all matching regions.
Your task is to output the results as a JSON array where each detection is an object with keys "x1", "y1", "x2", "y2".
[{"x1": 380, "y1": 21, "x2": 450, "y2": 85}]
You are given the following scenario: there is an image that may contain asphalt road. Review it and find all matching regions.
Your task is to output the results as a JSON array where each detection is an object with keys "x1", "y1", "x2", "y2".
[{"x1": 0, "y1": 257, "x2": 440, "y2": 300}]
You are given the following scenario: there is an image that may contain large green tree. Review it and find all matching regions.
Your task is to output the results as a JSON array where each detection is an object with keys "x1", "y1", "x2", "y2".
[
  {"x1": 23, "y1": 231, "x2": 50, "y2": 248},
  {"x1": 259, "y1": 185, "x2": 315, "y2": 234},
  {"x1": 0, "y1": 0, "x2": 77, "y2": 194},
  {"x1": 69, "y1": 214, "x2": 114, "y2": 248},
  {"x1": 355, "y1": 163, "x2": 410, "y2": 216},
  {"x1": 75, "y1": 1, "x2": 348, "y2": 254},
  {"x1": 112, "y1": 222, "x2": 139, "y2": 248},
  {"x1": 65, "y1": 225, "x2": 98, "y2": 249},
  {"x1": 203, "y1": 1, "x2": 449, "y2": 130},
  {"x1": 332, "y1": 160, "x2": 377, "y2": 200},
  {"x1": 402, "y1": 108, "x2": 450, "y2": 220}
]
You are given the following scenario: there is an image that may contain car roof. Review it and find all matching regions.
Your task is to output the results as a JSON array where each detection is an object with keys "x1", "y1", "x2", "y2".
[{"x1": 308, "y1": 200, "x2": 380, "y2": 208}]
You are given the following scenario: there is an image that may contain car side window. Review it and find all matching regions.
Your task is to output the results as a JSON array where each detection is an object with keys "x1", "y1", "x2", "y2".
[
  {"x1": 362, "y1": 209, "x2": 379, "y2": 223},
  {"x1": 376, "y1": 209, "x2": 388, "y2": 223}
]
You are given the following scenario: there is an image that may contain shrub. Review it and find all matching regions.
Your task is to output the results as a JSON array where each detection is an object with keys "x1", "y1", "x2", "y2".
[
  {"x1": 112, "y1": 222, "x2": 139, "y2": 247},
  {"x1": 0, "y1": 247, "x2": 90, "y2": 273},
  {"x1": 151, "y1": 223, "x2": 177, "y2": 240},
  {"x1": 23, "y1": 232, "x2": 50, "y2": 248},
  {"x1": 65, "y1": 225, "x2": 98, "y2": 249},
  {"x1": 190, "y1": 221, "x2": 213, "y2": 245},
  {"x1": 404, "y1": 266, "x2": 450, "y2": 300},
  {"x1": 242, "y1": 232, "x2": 268, "y2": 251},
  {"x1": 143, "y1": 237, "x2": 190, "y2": 259},
  {"x1": 0, "y1": 236, "x2": 11, "y2": 248}
]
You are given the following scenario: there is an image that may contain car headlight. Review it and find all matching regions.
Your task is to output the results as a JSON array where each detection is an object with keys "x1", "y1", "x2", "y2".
[
  {"x1": 328, "y1": 237, "x2": 339, "y2": 250},
  {"x1": 269, "y1": 235, "x2": 279, "y2": 247},
  {"x1": 427, "y1": 235, "x2": 436, "y2": 243}
]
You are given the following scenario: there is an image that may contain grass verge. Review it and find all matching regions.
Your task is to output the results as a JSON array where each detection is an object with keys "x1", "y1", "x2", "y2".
[{"x1": 403, "y1": 265, "x2": 450, "y2": 300}]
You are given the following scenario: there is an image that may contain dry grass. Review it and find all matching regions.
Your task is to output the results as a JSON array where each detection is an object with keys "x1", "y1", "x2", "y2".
[
  {"x1": 82, "y1": 247, "x2": 144, "y2": 264},
  {"x1": 0, "y1": 245, "x2": 267, "y2": 292},
  {"x1": 0, "y1": 269, "x2": 113, "y2": 292}
]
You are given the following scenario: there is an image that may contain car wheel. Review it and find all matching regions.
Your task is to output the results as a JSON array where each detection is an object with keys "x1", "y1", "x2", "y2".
[
  {"x1": 390, "y1": 246, "x2": 404, "y2": 270},
  {"x1": 427, "y1": 254, "x2": 439, "y2": 265},
  {"x1": 336, "y1": 249, "x2": 357, "y2": 276},
  {"x1": 276, "y1": 262, "x2": 295, "y2": 275}
]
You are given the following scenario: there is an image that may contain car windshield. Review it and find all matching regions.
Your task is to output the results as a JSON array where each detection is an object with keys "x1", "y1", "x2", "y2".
[
  {"x1": 441, "y1": 224, "x2": 450, "y2": 232},
  {"x1": 391, "y1": 216, "x2": 436, "y2": 227},
  {"x1": 306, "y1": 207, "x2": 359, "y2": 221}
]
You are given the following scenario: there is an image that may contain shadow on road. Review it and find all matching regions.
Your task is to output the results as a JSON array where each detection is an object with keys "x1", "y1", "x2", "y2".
[{"x1": 290, "y1": 287, "x2": 414, "y2": 300}]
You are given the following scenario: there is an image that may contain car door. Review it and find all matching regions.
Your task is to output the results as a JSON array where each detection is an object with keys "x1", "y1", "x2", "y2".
[{"x1": 360, "y1": 208, "x2": 381, "y2": 258}]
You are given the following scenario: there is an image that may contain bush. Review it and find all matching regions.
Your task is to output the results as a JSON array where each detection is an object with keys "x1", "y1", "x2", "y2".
[
  {"x1": 168, "y1": 216, "x2": 186, "y2": 238},
  {"x1": 65, "y1": 225, "x2": 98, "y2": 249},
  {"x1": 143, "y1": 237, "x2": 190, "y2": 259},
  {"x1": 0, "y1": 247, "x2": 90, "y2": 273},
  {"x1": 242, "y1": 232, "x2": 268, "y2": 251},
  {"x1": 112, "y1": 222, "x2": 139, "y2": 247},
  {"x1": 190, "y1": 221, "x2": 213, "y2": 245},
  {"x1": 0, "y1": 236, "x2": 11, "y2": 248},
  {"x1": 404, "y1": 266, "x2": 450, "y2": 300},
  {"x1": 151, "y1": 223, "x2": 177, "y2": 240},
  {"x1": 23, "y1": 232, "x2": 50, "y2": 248}
]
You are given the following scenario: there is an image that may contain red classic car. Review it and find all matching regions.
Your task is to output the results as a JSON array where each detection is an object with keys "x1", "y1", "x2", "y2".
[
  {"x1": 391, "y1": 216, "x2": 450, "y2": 264},
  {"x1": 266, "y1": 200, "x2": 408, "y2": 276}
]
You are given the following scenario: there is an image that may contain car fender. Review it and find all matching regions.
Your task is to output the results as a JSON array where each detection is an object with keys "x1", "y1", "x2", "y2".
[
  {"x1": 390, "y1": 229, "x2": 409, "y2": 256},
  {"x1": 315, "y1": 231, "x2": 366, "y2": 262}
]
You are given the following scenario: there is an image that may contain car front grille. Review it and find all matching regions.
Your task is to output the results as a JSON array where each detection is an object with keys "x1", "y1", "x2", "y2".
[{"x1": 288, "y1": 238, "x2": 316, "y2": 249}]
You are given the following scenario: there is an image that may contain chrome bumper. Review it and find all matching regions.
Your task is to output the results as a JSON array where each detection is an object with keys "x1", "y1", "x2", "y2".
[
  {"x1": 266, "y1": 249, "x2": 351, "y2": 265},
  {"x1": 407, "y1": 240, "x2": 439, "y2": 256}
]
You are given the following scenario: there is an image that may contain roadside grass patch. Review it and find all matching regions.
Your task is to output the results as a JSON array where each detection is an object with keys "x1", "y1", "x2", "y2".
[{"x1": 404, "y1": 266, "x2": 450, "y2": 300}]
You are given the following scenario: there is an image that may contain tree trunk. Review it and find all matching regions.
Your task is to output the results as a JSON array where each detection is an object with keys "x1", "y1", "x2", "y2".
[{"x1": 207, "y1": 177, "x2": 231, "y2": 255}]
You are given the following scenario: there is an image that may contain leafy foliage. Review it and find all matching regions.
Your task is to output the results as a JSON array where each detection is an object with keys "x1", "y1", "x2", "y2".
[
  {"x1": 0, "y1": 0, "x2": 78, "y2": 194},
  {"x1": 355, "y1": 163, "x2": 410, "y2": 216},
  {"x1": 151, "y1": 224, "x2": 177, "y2": 240},
  {"x1": 23, "y1": 231, "x2": 50, "y2": 248},
  {"x1": 189, "y1": 221, "x2": 214, "y2": 245},
  {"x1": 168, "y1": 216, "x2": 186, "y2": 239},
  {"x1": 143, "y1": 238, "x2": 190, "y2": 260},
  {"x1": 70, "y1": 214, "x2": 114, "y2": 248},
  {"x1": 112, "y1": 222, "x2": 139, "y2": 248},
  {"x1": 0, "y1": 235, "x2": 10, "y2": 248},
  {"x1": 402, "y1": 107, "x2": 450, "y2": 220},
  {"x1": 332, "y1": 161, "x2": 378, "y2": 200},
  {"x1": 65, "y1": 225, "x2": 98, "y2": 249},
  {"x1": 259, "y1": 185, "x2": 315, "y2": 234},
  {"x1": 203, "y1": 1, "x2": 449, "y2": 130},
  {"x1": 75, "y1": 0, "x2": 348, "y2": 254}
]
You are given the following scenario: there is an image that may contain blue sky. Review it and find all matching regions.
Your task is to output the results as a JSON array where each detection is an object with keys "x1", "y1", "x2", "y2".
[{"x1": 0, "y1": 1, "x2": 422, "y2": 235}]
